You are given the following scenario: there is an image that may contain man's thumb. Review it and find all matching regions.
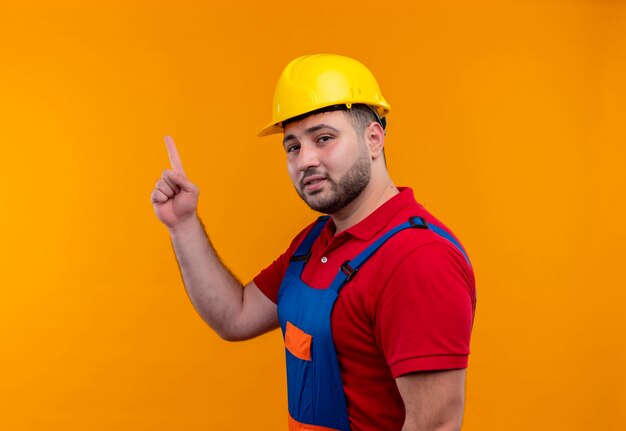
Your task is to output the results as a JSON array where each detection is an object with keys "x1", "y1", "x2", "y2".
[{"x1": 169, "y1": 171, "x2": 198, "y2": 194}]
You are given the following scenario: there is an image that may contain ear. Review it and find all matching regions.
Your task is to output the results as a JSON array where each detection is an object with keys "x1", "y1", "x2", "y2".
[{"x1": 365, "y1": 122, "x2": 386, "y2": 160}]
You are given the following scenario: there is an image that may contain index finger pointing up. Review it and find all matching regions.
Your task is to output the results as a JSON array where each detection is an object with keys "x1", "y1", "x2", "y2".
[{"x1": 164, "y1": 135, "x2": 186, "y2": 175}]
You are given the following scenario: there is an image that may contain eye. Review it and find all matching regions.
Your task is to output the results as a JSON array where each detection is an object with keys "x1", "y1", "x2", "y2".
[
  {"x1": 317, "y1": 135, "x2": 333, "y2": 144},
  {"x1": 286, "y1": 143, "x2": 300, "y2": 154}
]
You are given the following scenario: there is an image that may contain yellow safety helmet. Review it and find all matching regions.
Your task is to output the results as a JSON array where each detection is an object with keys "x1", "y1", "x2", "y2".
[{"x1": 257, "y1": 54, "x2": 391, "y2": 137}]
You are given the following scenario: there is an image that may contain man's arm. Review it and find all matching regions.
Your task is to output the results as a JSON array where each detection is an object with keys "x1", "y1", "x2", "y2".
[
  {"x1": 396, "y1": 369, "x2": 466, "y2": 431},
  {"x1": 151, "y1": 136, "x2": 279, "y2": 341}
]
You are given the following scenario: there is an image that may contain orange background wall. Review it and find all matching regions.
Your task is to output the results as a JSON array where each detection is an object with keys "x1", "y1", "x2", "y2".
[{"x1": 1, "y1": 1, "x2": 625, "y2": 429}]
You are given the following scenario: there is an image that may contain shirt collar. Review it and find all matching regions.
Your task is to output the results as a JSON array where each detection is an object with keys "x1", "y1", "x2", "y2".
[{"x1": 321, "y1": 187, "x2": 417, "y2": 242}]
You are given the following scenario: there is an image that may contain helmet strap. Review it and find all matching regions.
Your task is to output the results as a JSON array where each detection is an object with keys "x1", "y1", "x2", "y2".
[
  {"x1": 282, "y1": 104, "x2": 387, "y2": 132},
  {"x1": 366, "y1": 105, "x2": 387, "y2": 133}
]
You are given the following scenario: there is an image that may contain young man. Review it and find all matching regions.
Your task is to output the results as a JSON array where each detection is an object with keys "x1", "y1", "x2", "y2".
[{"x1": 151, "y1": 54, "x2": 476, "y2": 431}]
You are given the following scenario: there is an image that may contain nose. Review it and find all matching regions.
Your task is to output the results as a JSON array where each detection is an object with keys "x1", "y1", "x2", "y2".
[{"x1": 296, "y1": 142, "x2": 321, "y2": 172}]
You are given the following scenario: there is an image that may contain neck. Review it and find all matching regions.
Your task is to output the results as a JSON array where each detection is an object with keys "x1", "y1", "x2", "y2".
[{"x1": 331, "y1": 177, "x2": 399, "y2": 233}]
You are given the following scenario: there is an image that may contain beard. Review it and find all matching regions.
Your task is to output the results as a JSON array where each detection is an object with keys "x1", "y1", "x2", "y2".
[{"x1": 296, "y1": 149, "x2": 371, "y2": 214}]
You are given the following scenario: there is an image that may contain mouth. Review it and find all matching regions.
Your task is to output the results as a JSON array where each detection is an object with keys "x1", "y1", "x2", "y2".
[{"x1": 301, "y1": 174, "x2": 327, "y2": 193}]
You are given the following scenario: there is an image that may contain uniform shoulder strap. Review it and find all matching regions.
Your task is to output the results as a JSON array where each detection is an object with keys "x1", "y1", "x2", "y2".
[
  {"x1": 287, "y1": 216, "x2": 330, "y2": 274},
  {"x1": 329, "y1": 216, "x2": 471, "y2": 293}
]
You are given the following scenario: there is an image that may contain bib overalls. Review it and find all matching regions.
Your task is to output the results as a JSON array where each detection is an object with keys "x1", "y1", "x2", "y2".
[{"x1": 277, "y1": 216, "x2": 470, "y2": 431}]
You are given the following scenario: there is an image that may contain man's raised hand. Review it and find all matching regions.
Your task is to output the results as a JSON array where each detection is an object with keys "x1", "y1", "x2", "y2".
[{"x1": 151, "y1": 136, "x2": 199, "y2": 229}]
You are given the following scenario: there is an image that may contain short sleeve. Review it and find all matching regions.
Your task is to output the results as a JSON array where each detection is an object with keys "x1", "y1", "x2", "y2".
[
  {"x1": 375, "y1": 241, "x2": 476, "y2": 377},
  {"x1": 253, "y1": 225, "x2": 313, "y2": 304}
]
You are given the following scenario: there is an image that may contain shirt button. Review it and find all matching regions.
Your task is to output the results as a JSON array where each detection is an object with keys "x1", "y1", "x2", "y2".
[{"x1": 321, "y1": 256, "x2": 328, "y2": 263}]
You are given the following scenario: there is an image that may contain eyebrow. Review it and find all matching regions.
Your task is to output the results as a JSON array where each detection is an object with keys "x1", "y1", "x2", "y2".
[{"x1": 283, "y1": 124, "x2": 340, "y2": 146}]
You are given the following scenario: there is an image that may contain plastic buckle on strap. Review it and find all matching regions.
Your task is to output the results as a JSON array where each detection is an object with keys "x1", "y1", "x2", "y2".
[
  {"x1": 409, "y1": 216, "x2": 428, "y2": 229},
  {"x1": 341, "y1": 261, "x2": 359, "y2": 282},
  {"x1": 290, "y1": 250, "x2": 312, "y2": 263}
]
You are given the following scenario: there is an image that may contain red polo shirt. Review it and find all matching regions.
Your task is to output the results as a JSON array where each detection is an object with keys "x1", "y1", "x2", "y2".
[{"x1": 254, "y1": 188, "x2": 476, "y2": 431}]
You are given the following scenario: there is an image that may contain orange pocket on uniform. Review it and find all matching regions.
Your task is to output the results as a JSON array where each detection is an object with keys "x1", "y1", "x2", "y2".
[{"x1": 285, "y1": 321, "x2": 312, "y2": 361}]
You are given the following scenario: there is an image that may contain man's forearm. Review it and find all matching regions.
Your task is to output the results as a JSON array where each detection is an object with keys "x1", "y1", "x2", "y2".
[
  {"x1": 169, "y1": 214, "x2": 244, "y2": 340},
  {"x1": 397, "y1": 370, "x2": 465, "y2": 431},
  {"x1": 401, "y1": 418, "x2": 462, "y2": 431}
]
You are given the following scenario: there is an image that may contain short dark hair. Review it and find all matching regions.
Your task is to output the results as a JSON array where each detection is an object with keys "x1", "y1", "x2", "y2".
[
  {"x1": 347, "y1": 104, "x2": 388, "y2": 164},
  {"x1": 345, "y1": 104, "x2": 385, "y2": 136}
]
